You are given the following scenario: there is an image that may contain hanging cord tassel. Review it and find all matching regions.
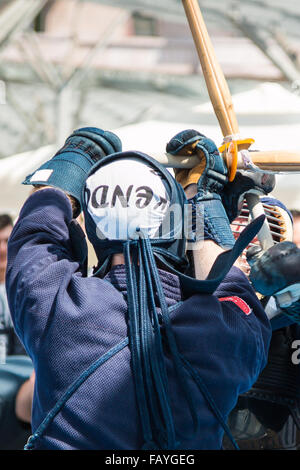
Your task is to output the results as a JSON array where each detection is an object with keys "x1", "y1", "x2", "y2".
[
  {"x1": 124, "y1": 236, "x2": 179, "y2": 449},
  {"x1": 141, "y1": 237, "x2": 199, "y2": 440},
  {"x1": 124, "y1": 241, "x2": 156, "y2": 448},
  {"x1": 138, "y1": 256, "x2": 172, "y2": 447},
  {"x1": 139, "y1": 241, "x2": 177, "y2": 449}
]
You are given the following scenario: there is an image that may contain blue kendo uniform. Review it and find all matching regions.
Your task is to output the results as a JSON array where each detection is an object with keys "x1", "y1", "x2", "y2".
[{"x1": 6, "y1": 188, "x2": 271, "y2": 450}]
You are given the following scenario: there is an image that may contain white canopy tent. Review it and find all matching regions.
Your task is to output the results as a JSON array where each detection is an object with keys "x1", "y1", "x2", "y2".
[
  {"x1": 0, "y1": 144, "x2": 55, "y2": 216},
  {"x1": 194, "y1": 82, "x2": 300, "y2": 117}
]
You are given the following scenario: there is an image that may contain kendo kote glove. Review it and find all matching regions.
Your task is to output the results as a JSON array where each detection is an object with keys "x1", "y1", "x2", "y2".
[
  {"x1": 248, "y1": 241, "x2": 300, "y2": 324},
  {"x1": 222, "y1": 170, "x2": 276, "y2": 222},
  {"x1": 166, "y1": 129, "x2": 235, "y2": 249},
  {"x1": 23, "y1": 127, "x2": 122, "y2": 217}
]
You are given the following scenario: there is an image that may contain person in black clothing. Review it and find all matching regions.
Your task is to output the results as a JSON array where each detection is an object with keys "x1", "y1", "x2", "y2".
[
  {"x1": 0, "y1": 213, "x2": 34, "y2": 449},
  {"x1": 0, "y1": 214, "x2": 27, "y2": 357}
]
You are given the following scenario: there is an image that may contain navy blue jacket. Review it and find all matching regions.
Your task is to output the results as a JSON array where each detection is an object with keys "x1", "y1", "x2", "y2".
[{"x1": 6, "y1": 189, "x2": 271, "y2": 450}]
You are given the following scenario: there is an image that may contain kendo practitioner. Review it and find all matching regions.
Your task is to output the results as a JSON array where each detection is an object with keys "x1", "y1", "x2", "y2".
[{"x1": 6, "y1": 127, "x2": 277, "y2": 450}]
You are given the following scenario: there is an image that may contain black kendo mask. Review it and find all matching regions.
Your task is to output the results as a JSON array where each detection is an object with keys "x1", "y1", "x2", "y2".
[{"x1": 82, "y1": 151, "x2": 189, "y2": 278}]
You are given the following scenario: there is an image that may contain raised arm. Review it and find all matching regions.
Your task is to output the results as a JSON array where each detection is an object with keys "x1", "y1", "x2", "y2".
[
  {"x1": 6, "y1": 128, "x2": 122, "y2": 352},
  {"x1": 166, "y1": 129, "x2": 275, "y2": 280}
]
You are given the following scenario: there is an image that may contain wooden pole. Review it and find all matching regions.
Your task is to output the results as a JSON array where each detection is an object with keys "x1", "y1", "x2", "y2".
[
  {"x1": 181, "y1": 0, "x2": 278, "y2": 260},
  {"x1": 153, "y1": 149, "x2": 300, "y2": 171},
  {"x1": 182, "y1": 0, "x2": 239, "y2": 138}
]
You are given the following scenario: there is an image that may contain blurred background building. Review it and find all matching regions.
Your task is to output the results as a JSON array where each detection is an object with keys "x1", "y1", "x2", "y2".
[{"x1": 0, "y1": 0, "x2": 300, "y2": 215}]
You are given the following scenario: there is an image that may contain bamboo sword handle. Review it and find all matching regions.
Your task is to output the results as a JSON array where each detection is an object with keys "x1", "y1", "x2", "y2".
[{"x1": 152, "y1": 149, "x2": 300, "y2": 171}]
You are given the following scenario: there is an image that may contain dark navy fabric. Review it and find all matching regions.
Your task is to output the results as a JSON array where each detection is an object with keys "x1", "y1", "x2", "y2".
[{"x1": 6, "y1": 188, "x2": 271, "y2": 450}]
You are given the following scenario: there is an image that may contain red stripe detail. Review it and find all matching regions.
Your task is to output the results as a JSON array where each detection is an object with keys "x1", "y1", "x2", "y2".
[{"x1": 219, "y1": 296, "x2": 252, "y2": 315}]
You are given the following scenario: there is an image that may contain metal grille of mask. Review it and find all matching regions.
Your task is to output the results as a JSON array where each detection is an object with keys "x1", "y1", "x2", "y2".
[{"x1": 231, "y1": 199, "x2": 294, "y2": 277}]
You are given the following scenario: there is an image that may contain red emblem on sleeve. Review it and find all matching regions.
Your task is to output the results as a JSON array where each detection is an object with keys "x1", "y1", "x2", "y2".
[{"x1": 219, "y1": 296, "x2": 252, "y2": 315}]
